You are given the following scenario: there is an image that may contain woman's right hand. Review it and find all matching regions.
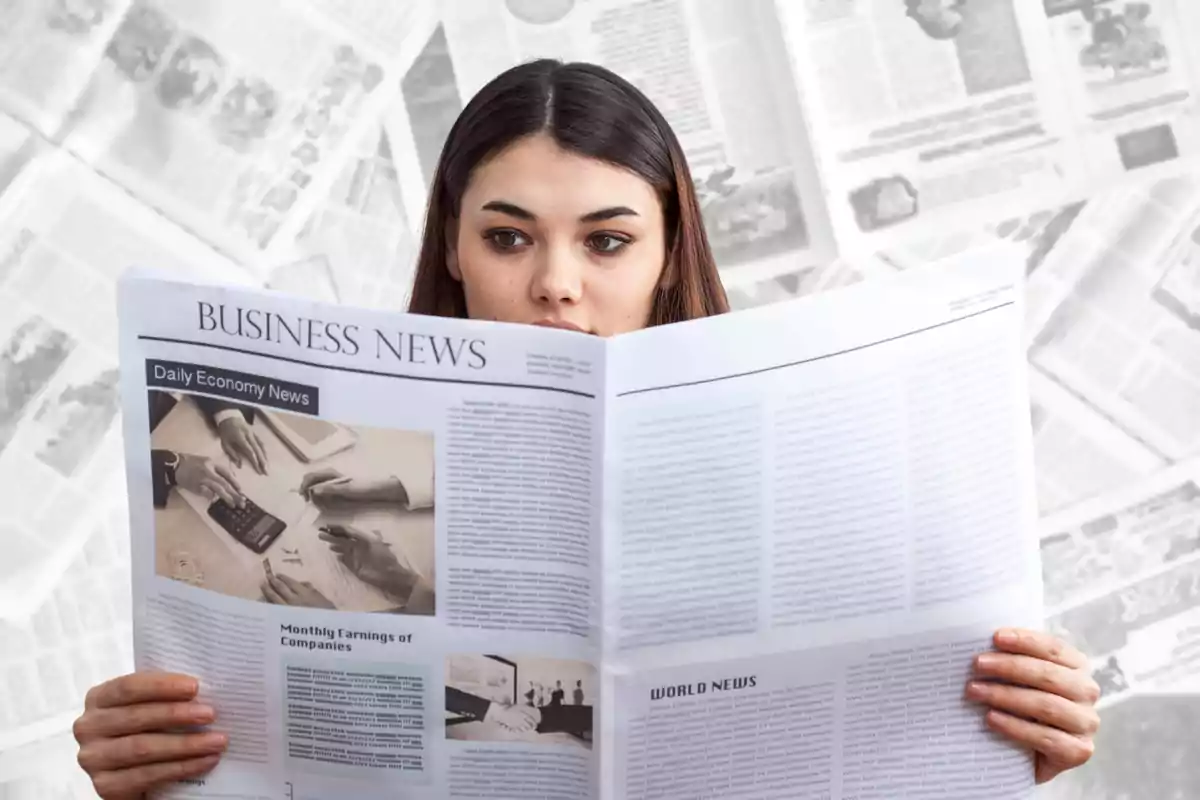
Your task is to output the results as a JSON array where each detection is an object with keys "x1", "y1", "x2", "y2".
[{"x1": 74, "y1": 672, "x2": 228, "y2": 799}]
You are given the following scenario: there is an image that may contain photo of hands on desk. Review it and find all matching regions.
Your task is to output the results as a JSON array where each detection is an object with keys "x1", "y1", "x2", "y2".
[
  {"x1": 146, "y1": 389, "x2": 435, "y2": 615},
  {"x1": 445, "y1": 654, "x2": 595, "y2": 749}
]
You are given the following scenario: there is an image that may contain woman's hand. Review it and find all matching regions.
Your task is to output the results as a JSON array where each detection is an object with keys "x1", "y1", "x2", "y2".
[
  {"x1": 74, "y1": 672, "x2": 227, "y2": 799},
  {"x1": 175, "y1": 454, "x2": 244, "y2": 507},
  {"x1": 967, "y1": 628, "x2": 1101, "y2": 784}
]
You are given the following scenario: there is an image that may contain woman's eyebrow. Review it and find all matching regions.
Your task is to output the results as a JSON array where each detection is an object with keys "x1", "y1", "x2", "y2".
[
  {"x1": 481, "y1": 200, "x2": 536, "y2": 220},
  {"x1": 481, "y1": 201, "x2": 640, "y2": 223},
  {"x1": 579, "y1": 206, "x2": 639, "y2": 223}
]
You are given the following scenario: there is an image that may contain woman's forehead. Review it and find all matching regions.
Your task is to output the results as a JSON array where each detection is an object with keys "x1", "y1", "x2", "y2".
[{"x1": 463, "y1": 135, "x2": 660, "y2": 219}]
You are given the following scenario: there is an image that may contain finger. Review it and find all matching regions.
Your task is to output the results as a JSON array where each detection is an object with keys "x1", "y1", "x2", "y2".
[
  {"x1": 985, "y1": 710, "x2": 1094, "y2": 768},
  {"x1": 974, "y1": 653, "x2": 1099, "y2": 704},
  {"x1": 994, "y1": 629, "x2": 1090, "y2": 670},
  {"x1": 78, "y1": 731, "x2": 228, "y2": 772},
  {"x1": 261, "y1": 579, "x2": 287, "y2": 605},
  {"x1": 966, "y1": 682, "x2": 1100, "y2": 736},
  {"x1": 203, "y1": 478, "x2": 240, "y2": 508},
  {"x1": 212, "y1": 464, "x2": 242, "y2": 494},
  {"x1": 74, "y1": 702, "x2": 215, "y2": 742},
  {"x1": 86, "y1": 673, "x2": 199, "y2": 710},
  {"x1": 250, "y1": 433, "x2": 269, "y2": 474},
  {"x1": 220, "y1": 439, "x2": 242, "y2": 468},
  {"x1": 90, "y1": 754, "x2": 223, "y2": 799}
]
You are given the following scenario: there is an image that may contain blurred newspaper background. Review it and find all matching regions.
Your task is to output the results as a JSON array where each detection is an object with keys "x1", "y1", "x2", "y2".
[{"x1": 1, "y1": 0, "x2": 1198, "y2": 796}]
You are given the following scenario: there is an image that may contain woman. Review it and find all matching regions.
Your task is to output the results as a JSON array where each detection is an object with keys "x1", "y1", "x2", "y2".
[{"x1": 72, "y1": 60, "x2": 1100, "y2": 798}]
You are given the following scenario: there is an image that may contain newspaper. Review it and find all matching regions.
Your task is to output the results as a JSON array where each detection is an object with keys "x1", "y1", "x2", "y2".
[
  {"x1": 723, "y1": 256, "x2": 871, "y2": 312},
  {"x1": 1039, "y1": 456, "x2": 1200, "y2": 726},
  {"x1": 0, "y1": 495, "x2": 134, "y2": 754},
  {"x1": 32, "y1": 0, "x2": 439, "y2": 269},
  {"x1": 0, "y1": 149, "x2": 255, "y2": 622},
  {"x1": 1028, "y1": 368, "x2": 1167, "y2": 515},
  {"x1": 280, "y1": 122, "x2": 418, "y2": 312},
  {"x1": 1040, "y1": 0, "x2": 1200, "y2": 190},
  {"x1": 1029, "y1": 173, "x2": 1200, "y2": 461},
  {"x1": 115, "y1": 248, "x2": 1043, "y2": 799},
  {"x1": 773, "y1": 0, "x2": 1200, "y2": 255},
  {"x1": 0, "y1": 0, "x2": 133, "y2": 137}
]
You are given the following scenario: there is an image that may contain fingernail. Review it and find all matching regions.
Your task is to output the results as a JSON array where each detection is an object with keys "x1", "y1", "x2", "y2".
[
  {"x1": 200, "y1": 732, "x2": 228, "y2": 749},
  {"x1": 996, "y1": 629, "x2": 1018, "y2": 646},
  {"x1": 975, "y1": 653, "x2": 998, "y2": 670},
  {"x1": 965, "y1": 681, "x2": 988, "y2": 699},
  {"x1": 191, "y1": 704, "x2": 216, "y2": 723}
]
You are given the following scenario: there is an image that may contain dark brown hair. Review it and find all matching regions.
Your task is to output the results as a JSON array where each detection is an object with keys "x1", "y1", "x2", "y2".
[{"x1": 406, "y1": 59, "x2": 728, "y2": 326}]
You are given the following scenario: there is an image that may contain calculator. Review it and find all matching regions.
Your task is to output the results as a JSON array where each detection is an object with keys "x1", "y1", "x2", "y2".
[{"x1": 207, "y1": 497, "x2": 286, "y2": 554}]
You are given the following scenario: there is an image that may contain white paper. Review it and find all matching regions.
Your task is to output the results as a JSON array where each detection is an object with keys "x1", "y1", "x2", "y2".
[{"x1": 115, "y1": 247, "x2": 1042, "y2": 798}]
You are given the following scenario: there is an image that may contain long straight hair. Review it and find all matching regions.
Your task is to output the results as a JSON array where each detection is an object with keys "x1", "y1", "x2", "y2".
[{"x1": 406, "y1": 59, "x2": 729, "y2": 326}]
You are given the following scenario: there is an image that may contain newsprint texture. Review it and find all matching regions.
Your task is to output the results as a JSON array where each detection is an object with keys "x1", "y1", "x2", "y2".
[{"x1": 1, "y1": 0, "x2": 1199, "y2": 797}]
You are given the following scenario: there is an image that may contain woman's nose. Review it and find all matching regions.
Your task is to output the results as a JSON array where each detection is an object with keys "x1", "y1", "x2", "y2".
[{"x1": 532, "y1": 249, "x2": 583, "y2": 304}]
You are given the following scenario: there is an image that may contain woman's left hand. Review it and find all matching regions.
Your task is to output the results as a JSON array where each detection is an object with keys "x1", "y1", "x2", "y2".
[{"x1": 966, "y1": 628, "x2": 1101, "y2": 784}]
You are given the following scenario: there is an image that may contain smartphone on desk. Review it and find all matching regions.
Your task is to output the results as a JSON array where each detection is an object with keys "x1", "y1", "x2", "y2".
[{"x1": 207, "y1": 497, "x2": 286, "y2": 554}]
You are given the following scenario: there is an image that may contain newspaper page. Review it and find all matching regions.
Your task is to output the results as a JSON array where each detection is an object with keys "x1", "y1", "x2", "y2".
[
  {"x1": 0, "y1": 495, "x2": 134, "y2": 754},
  {"x1": 0, "y1": 0, "x2": 132, "y2": 137},
  {"x1": 1029, "y1": 171, "x2": 1200, "y2": 462},
  {"x1": 281, "y1": 121, "x2": 419, "y2": 312},
  {"x1": 117, "y1": 272, "x2": 607, "y2": 799},
  {"x1": 1040, "y1": 0, "x2": 1200, "y2": 189},
  {"x1": 1041, "y1": 459, "x2": 1200, "y2": 702},
  {"x1": 1028, "y1": 368, "x2": 1167, "y2": 515},
  {"x1": 0, "y1": 150, "x2": 255, "y2": 623},
  {"x1": 1037, "y1": 458, "x2": 1200, "y2": 800},
  {"x1": 724, "y1": 255, "x2": 871, "y2": 312},
  {"x1": 1038, "y1": 458, "x2": 1200, "y2": 800},
  {"x1": 775, "y1": 0, "x2": 1081, "y2": 256},
  {"x1": 602, "y1": 248, "x2": 1044, "y2": 799},
  {"x1": 437, "y1": 0, "x2": 838, "y2": 285},
  {"x1": 55, "y1": 0, "x2": 434, "y2": 269}
]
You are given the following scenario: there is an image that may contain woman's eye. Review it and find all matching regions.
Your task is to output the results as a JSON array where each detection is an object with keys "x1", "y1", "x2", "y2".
[
  {"x1": 485, "y1": 229, "x2": 530, "y2": 251},
  {"x1": 588, "y1": 233, "x2": 631, "y2": 254}
]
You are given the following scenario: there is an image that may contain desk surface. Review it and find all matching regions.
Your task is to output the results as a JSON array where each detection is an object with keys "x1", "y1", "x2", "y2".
[{"x1": 151, "y1": 396, "x2": 435, "y2": 613}]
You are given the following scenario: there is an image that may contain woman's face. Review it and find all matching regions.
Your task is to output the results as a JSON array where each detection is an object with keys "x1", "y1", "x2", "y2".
[{"x1": 450, "y1": 133, "x2": 667, "y2": 336}]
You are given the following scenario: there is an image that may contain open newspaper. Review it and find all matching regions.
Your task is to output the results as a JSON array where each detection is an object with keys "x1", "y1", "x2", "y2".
[{"x1": 116, "y1": 248, "x2": 1042, "y2": 800}]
